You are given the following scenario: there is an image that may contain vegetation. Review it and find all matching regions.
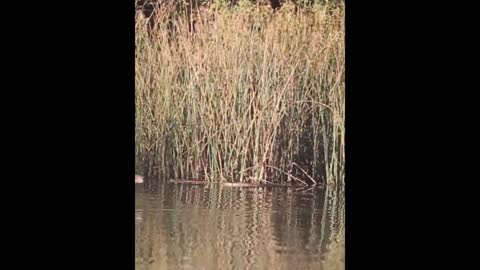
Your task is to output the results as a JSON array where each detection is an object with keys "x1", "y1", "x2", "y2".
[{"x1": 135, "y1": 1, "x2": 344, "y2": 185}]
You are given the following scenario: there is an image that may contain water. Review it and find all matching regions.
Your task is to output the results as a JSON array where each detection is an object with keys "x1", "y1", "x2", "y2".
[{"x1": 135, "y1": 180, "x2": 344, "y2": 270}]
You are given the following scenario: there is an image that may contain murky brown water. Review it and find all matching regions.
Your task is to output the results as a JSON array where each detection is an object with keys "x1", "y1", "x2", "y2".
[{"x1": 135, "y1": 180, "x2": 344, "y2": 270}]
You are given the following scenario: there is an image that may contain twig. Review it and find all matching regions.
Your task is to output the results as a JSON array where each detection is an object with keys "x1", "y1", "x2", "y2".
[
  {"x1": 292, "y1": 162, "x2": 317, "y2": 186},
  {"x1": 265, "y1": 165, "x2": 308, "y2": 186}
]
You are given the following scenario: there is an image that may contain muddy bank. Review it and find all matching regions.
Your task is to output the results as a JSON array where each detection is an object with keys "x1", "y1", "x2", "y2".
[{"x1": 168, "y1": 179, "x2": 326, "y2": 189}]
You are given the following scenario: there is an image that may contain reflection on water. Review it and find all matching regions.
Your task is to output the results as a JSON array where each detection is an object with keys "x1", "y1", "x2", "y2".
[{"x1": 135, "y1": 181, "x2": 344, "y2": 270}]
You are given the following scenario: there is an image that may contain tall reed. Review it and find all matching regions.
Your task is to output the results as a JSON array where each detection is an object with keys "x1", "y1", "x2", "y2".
[{"x1": 135, "y1": 2, "x2": 344, "y2": 185}]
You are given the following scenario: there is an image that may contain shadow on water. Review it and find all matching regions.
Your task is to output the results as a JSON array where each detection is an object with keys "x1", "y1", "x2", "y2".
[{"x1": 135, "y1": 177, "x2": 344, "y2": 270}]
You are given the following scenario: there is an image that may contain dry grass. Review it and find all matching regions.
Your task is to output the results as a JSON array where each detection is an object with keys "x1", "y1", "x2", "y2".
[{"x1": 135, "y1": 2, "x2": 344, "y2": 185}]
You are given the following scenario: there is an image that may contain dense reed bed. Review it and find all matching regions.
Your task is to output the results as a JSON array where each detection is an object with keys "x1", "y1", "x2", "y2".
[{"x1": 135, "y1": 1, "x2": 344, "y2": 185}]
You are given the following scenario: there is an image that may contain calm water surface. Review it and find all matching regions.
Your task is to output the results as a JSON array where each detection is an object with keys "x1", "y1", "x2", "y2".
[{"x1": 135, "y1": 180, "x2": 344, "y2": 270}]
